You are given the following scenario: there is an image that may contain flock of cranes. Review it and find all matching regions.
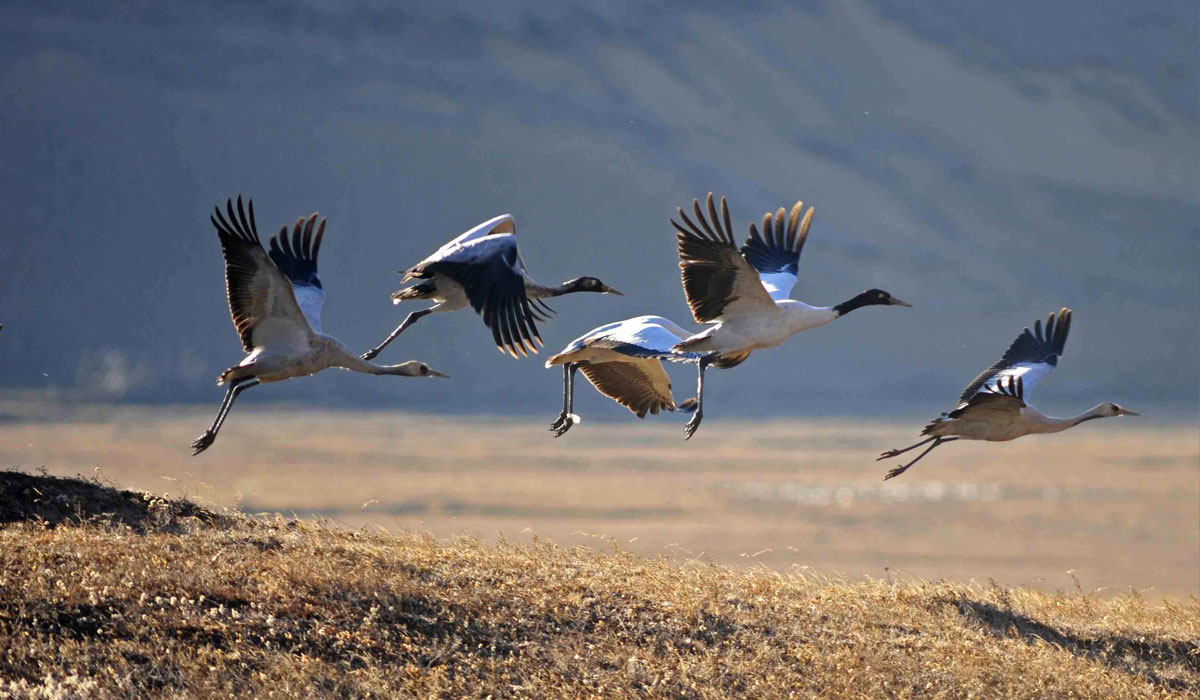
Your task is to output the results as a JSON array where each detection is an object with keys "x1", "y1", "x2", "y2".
[{"x1": 191, "y1": 193, "x2": 1136, "y2": 477}]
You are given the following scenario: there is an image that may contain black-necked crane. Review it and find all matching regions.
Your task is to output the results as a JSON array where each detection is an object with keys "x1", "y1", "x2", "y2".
[
  {"x1": 669, "y1": 193, "x2": 911, "y2": 438},
  {"x1": 360, "y1": 213, "x2": 622, "y2": 361},
  {"x1": 544, "y1": 315, "x2": 701, "y2": 436},
  {"x1": 191, "y1": 197, "x2": 449, "y2": 455},
  {"x1": 877, "y1": 308, "x2": 1137, "y2": 479}
]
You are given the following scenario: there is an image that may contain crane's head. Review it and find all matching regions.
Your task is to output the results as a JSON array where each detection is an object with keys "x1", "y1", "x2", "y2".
[
  {"x1": 861, "y1": 289, "x2": 911, "y2": 307},
  {"x1": 1099, "y1": 402, "x2": 1138, "y2": 417},
  {"x1": 566, "y1": 277, "x2": 623, "y2": 295},
  {"x1": 386, "y1": 361, "x2": 450, "y2": 378}
]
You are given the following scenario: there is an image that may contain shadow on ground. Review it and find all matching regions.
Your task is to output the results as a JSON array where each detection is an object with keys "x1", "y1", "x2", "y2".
[
  {"x1": 954, "y1": 597, "x2": 1199, "y2": 693},
  {"x1": 0, "y1": 470, "x2": 234, "y2": 534}
]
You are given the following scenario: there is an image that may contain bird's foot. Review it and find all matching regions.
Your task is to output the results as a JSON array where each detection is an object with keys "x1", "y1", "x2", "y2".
[
  {"x1": 191, "y1": 431, "x2": 216, "y2": 456},
  {"x1": 883, "y1": 465, "x2": 909, "y2": 481},
  {"x1": 877, "y1": 448, "x2": 903, "y2": 461},
  {"x1": 676, "y1": 398, "x2": 698, "y2": 414},
  {"x1": 549, "y1": 412, "x2": 580, "y2": 438},
  {"x1": 360, "y1": 348, "x2": 381, "y2": 361},
  {"x1": 683, "y1": 412, "x2": 703, "y2": 440}
]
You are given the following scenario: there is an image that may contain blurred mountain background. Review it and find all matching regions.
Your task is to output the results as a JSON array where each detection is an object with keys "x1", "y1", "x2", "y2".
[{"x1": 1, "y1": 0, "x2": 1196, "y2": 419}]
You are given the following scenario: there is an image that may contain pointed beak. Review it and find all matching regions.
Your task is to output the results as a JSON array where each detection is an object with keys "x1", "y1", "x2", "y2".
[
  {"x1": 1118, "y1": 408, "x2": 1139, "y2": 416},
  {"x1": 601, "y1": 284, "x2": 623, "y2": 296},
  {"x1": 890, "y1": 297, "x2": 913, "y2": 307},
  {"x1": 427, "y1": 369, "x2": 451, "y2": 379}
]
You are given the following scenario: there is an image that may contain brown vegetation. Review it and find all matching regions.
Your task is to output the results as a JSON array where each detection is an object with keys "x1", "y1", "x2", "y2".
[
  {"x1": 2, "y1": 405, "x2": 1196, "y2": 599},
  {"x1": 1, "y1": 471, "x2": 1196, "y2": 698}
]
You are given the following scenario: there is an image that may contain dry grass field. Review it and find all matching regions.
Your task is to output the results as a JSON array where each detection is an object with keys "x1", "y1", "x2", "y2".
[
  {"x1": 1, "y1": 471, "x2": 1197, "y2": 698},
  {"x1": 1, "y1": 401, "x2": 1196, "y2": 601}
]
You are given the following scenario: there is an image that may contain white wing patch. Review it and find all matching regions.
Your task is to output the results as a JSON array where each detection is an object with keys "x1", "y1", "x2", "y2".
[
  {"x1": 979, "y1": 361, "x2": 1055, "y2": 401},
  {"x1": 757, "y1": 271, "x2": 798, "y2": 302},
  {"x1": 292, "y1": 285, "x2": 325, "y2": 335}
]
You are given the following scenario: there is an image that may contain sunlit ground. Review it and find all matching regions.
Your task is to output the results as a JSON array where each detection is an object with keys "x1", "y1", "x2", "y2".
[{"x1": 2, "y1": 401, "x2": 1196, "y2": 599}]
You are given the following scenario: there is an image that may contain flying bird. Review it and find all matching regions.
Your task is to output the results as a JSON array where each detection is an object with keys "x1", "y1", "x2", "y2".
[
  {"x1": 544, "y1": 315, "x2": 701, "y2": 436},
  {"x1": 191, "y1": 197, "x2": 448, "y2": 455},
  {"x1": 669, "y1": 193, "x2": 910, "y2": 438},
  {"x1": 361, "y1": 213, "x2": 622, "y2": 361},
  {"x1": 877, "y1": 308, "x2": 1137, "y2": 479}
]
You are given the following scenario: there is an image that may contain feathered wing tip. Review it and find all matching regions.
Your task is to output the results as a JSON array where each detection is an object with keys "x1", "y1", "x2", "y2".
[
  {"x1": 1033, "y1": 307, "x2": 1072, "y2": 357},
  {"x1": 270, "y1": 213, "x2": 326, "y2": 265},
  {"x1": 530, "y1": 298, "x2": 555, "y2": 322},
  {"x1": 1025, "y1": 307, "x2": 1072, "y2": 358},
  {"x1": 487, "y1": 295, "x2": 543, "y2": 359},
  {"x1": 211, "y1": 195, "x2": 260, "y2": 244},
  {"x1": 670, "y1": 192, "x2": 735, "y2": 247},
  {"x1": 745, "y1": 200, "x2": 813, "y2": 256},
  {"x1": 267, "y1": 212, "x2": 326, "y2": 289}
]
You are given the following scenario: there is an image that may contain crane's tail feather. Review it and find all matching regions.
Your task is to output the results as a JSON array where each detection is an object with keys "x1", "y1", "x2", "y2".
[
  {"x1": 217, "y1": 366, "x2": 252, "y2": 386},
  {"x1": 391, "y1": 281, "x2": 436, "y2": 304}
]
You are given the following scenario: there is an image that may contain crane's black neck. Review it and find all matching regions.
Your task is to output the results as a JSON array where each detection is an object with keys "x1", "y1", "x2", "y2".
[
  {"x1": 833, "y1": 291, "x2": 877, "y2": 317},
  {"x1": 530, "y1": 277, "x2": 597, "y2": 298}
]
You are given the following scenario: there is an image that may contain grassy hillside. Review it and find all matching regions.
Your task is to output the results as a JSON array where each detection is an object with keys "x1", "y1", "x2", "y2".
[
  {"x1": 1, "y1": 471, "x2": 1196, "y2": 698},
  {"x1": 6, "y1": 407, "x2": 1197, "y2": 599}
]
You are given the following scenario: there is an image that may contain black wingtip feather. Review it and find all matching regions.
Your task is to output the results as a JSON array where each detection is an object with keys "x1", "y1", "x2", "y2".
[
  {"x1": 267, "y1": 212, "x2": 324, "y2": 288},
  {"x1": 952, "y1": 308, "x2": 1074, "y2": 407}
]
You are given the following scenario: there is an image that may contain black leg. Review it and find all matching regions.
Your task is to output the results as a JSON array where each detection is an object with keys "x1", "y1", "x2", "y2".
[
  {"x1": 883, "y1": 437, "x2": 957, "y2": 480},
  {"x1": 191, "y1": 378, "x2": 260, "y2": 455},
  {"x1": 550, "y1": 364, "x2": 579, "y2": 437},
  {"x1": 683, "y1": 355, "x2": 714, "y2": 440},
  {"x1": 877, "y1": 435, "x2": 938, "y2": 461},
  {"x1": 361, "y1": 309, "x2": 432, "y2": 361}
]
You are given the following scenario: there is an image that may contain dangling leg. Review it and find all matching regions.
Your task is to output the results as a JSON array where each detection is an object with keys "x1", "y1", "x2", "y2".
[
  {"x1": 877, "y1": 435, "x2": 938, "y2": 461},
  {"x1": 361, "y1": 309, "x2": 432, "y2": 361},
  {"x1": 882, "y1": 437, "x2": 958, "y2": 480},
  {"x1": 191, "y1": 378, "x2": 261, "y2": 455},
  {"x1": 550, "y1": 364, "x2": 579, "y2": 437},
  {"x1": 682, "y1": 354, "x2": 715, "y2": 440}
]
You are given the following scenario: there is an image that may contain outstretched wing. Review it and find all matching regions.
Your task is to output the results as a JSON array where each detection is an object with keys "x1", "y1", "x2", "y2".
[
  {"x1": 409, "y1": 214, "x2": 515, "y2": 278},
  {"x1": 419, "y1": 235, "x2": 542, "y2": 358},
  {"x1": 741, "y1": 200, "x2": 813, "y2": 301},
  {"x1": 598, "y1": 315, "x2": 704, "y2": 363},
  {"x1": 671, "y1": 193, "x2": 776, "y2": 323},
  {"x1": 268, "y1": 214, "x2": 326, "y2": 334},
  {"x1": 580, "y1": 360, "x2": 677, "y2": 418},
  {"x1": 953, "y1": 308, "x2": 1073, "y2": 410},
  {"x1": 210, "y1": 196, "x2": 312, "y2": 352}
]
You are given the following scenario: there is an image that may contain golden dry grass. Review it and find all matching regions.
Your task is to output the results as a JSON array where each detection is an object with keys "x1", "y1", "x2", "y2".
[
  {"x1": 1, "y1": 471, "x2": 1197, "y2": 699},
  {"x1": 2, "y1": 403, "x2": 1196, "y2": 599}
]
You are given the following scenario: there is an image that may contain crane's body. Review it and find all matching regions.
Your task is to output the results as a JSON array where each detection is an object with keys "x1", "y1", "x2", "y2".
[
  {"x1": 670, "y1": 301, "x2": 839, "y2": 356},
  {"x1": 878, "y1": 308, "x2": 1137, "y2": 479},
  {"x1": 220, "y1": 334, "x2": 414, "y2": 385},
  {"x1": 544, "y1": 315, "x2": 702, "y2": 436},
  {"x1": 191, "y1": 197, "x2": 447, "y2": 455},
  {"x1": 668, "y1": 193, "x2": 910, "y2": 438},
  {"x1": 361, "y1": 214, "x2": 621, "y2": 361}
]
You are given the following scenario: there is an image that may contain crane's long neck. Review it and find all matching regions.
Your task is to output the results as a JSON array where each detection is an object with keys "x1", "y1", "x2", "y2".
[
  {"x1": 326, "y1": 341, "x2": 427, "y2": 376},
  {"x1": 1028, "y1": 404, "x2": 1108, "y2": 434},
  {"x1": 832, "y1": 291, "x2": 881, "y2": 317},
  {"x1": 777, "y1": 300, "x2": 839, "y2": 334},
  {"x1": 526, "y1": 279, "x2": 575, "y2": 299}
]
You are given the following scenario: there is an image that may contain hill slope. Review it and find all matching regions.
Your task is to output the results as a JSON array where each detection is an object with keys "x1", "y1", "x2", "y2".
[{"x1": 1, "y1": 472, "x2": 1196, "y2": 698}]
